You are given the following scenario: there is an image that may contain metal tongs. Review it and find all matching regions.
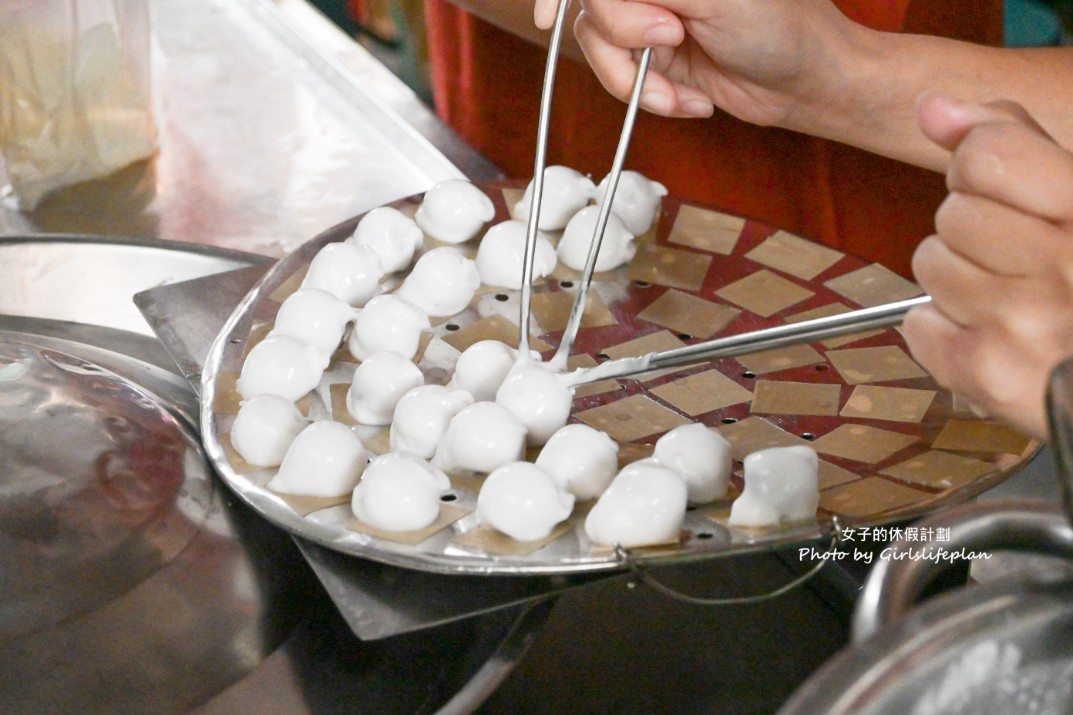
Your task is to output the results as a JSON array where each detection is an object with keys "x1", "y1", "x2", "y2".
[
  {"x1": 517, "y1": 0, "x2": 653, "y2": 367},
  {"x1": 518, "y1": 0, "x2": 933, "y2": 384}
]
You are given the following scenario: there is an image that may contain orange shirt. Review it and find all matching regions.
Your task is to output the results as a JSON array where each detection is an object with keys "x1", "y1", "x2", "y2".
[{"x1": 423, "y1": 1, "x2": 1002, "y2": 276}]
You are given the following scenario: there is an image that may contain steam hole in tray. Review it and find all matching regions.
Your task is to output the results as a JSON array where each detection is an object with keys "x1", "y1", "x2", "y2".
[
  {"x1": 445, "y1": 323, "x2": 460, "y2": 331},
  {"x1": 495, "y1": 293, "x2": 509, "y2": 302},
  {"x1": 721, "y1": 417, "x2": 738, "y2": 424},
  {"x1": 801, "y1": 433, "x2": 817, "y2": 441},
  {"x1": 742, "y1": 371, "x2": 756, "y2": 379},
  {"x1": 440, "y1": 493, "x2": 458, "y2": 502},
  {"x1": 696, "y1": 532, "x2": 714, "y2": 540},
  {"x1": 560, "y1": 280, "x2": 574, "y2": 288},
  {"x1": 633, "y1": 280, "x2": 650, "y2": 288}
]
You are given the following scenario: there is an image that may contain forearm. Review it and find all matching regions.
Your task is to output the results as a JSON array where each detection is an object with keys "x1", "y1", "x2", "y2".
[
  {"x1": 796, "y1": 27, "x2": 1073, "y2": 171},
  {"x1": 441, "y1": 0, "x2": 586, "y2": 61}
]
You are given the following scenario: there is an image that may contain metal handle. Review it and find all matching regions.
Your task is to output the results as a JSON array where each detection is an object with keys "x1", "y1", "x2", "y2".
[
  {"x1": 565, "y1": 295, "x2": 931, "y2": 386},
  {"x1": 616, "y1": 517, "x2": 845, "y2": 606},
  {"x1": 851, "y1": 500, "x2": 1073, "y2": 643},
  {"x1": 1046, "y1": 355, "x2": 1073, "y2": 526}
]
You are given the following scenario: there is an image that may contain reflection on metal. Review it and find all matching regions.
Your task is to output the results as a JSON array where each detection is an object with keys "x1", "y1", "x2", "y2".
[
  {"x1": 0, "y1": 0, "x2": 498, "y2": 256},
  {"x1": 782, "y1": 500, "x2": 1073, "y2": 715},
  {"x1": 0, "y1": 328, "x2": 307, "y2": 712}
]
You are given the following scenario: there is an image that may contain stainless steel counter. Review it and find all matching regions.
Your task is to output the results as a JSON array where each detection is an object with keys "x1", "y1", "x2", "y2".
[{"x1": 0, "y1": 0, "x2": 501, "y2": 255}]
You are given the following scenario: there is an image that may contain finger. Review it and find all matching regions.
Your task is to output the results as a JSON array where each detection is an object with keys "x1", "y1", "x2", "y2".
[
  {"x1": 903, "y1": 304, "x2": 1048, "y2": 438},
  {"x1": 934, "y1": 190, "x2": 1073, "y2": 276},
  {"x1": 534, "y1": 0, "x2": 561, "y2": 30},
  {"x1": 917, "y1": 93, "x2": 1049, "y2": 151},
  {"x1": 917, "y1": 95, "x2": 1073, "y2": 223},
  {"x1": 911, "y1": 235, "x2": 1017, "y2": 329},
  {"x1": 947, "y1": 120, "x2": 1073, "y2": 224},
  {"x1": 576, "y1": 13, "x2": 712, "y2": 117},
  {"x1": 901, "y1": 302, "x2": 974, "y2": 398},
  {"x1": 578, "y1": 0, "x2": 684, "y2": 48}
]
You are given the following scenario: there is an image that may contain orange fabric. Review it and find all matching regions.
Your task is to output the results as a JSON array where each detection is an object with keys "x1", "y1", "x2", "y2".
[{"x1": 423, "y1": 1, "x2": 1003, "y2": 277}]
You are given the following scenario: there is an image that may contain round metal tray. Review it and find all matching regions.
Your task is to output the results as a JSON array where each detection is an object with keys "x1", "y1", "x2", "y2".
[{"x1": 201, "y1": 181, "x2": 1038, "y2": 575}]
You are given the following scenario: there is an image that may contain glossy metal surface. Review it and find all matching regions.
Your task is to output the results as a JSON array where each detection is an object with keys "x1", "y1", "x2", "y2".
[
  {"x1": 134, "y1": 263, "x2": 272, "y2": 393},
  {"x1": 0, "y1": 0, "x2": 499, "y2": 256},
  {"x1": 136, "y1": 264, "x2": 609, "y2": 638},
  {"x1": 0, "y1": 326, "x2": 311, "y2": 713},
  {"x1": 852, "y1": 501, "x2": 1073, "y2": 642},
  {"x1": 781, "y1": 498, "x2": 1073, "y2": 715},
  {"x1": 202, "y1": 185, "x2": 1035, "y2": 577},
  {"x1": 780, "y1": 560, "x2": 1073, "y2": 715},
  {"x1": 0, "y1": 235, "x2": 256, "y2": 337},
  {"x1": 2, "y1": 237, "x2": 547, "y2": 711}
]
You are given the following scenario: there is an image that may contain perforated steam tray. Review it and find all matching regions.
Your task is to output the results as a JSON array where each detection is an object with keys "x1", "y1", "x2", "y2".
[{"x1": 201, "y1": 181, "x2": 1037, "y2": 576}]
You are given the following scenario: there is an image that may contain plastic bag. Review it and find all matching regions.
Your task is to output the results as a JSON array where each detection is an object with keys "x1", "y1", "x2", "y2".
[{"x1": 0, "y1": 0, "x2": 156, "y2": 210}]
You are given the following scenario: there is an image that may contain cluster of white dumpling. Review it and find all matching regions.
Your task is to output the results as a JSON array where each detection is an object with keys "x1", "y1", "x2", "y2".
[
  {"x1": 232, "y1": 180, "x2": 589, "y2": 535},
  {"x1": 230, "y1": 176, "x2": 821, "y2": 546},
  {"x1": 232, "y1": 181, "x2": 491, "y2": 528},
  {"x1": 510, "y1": 165, "x2": 668, "y2": 276}
]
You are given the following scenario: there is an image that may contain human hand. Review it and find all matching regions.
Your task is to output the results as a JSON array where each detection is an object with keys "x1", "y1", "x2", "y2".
[
  {"x1": 903, "y1": 94, "x2": 1073, "y2": 440},
  {"x1": 571, "y1": 0, "x2": 861, "y2": 125},
  {"x1": 534, "y1": 0, "x2": 560, "y2": 29}
]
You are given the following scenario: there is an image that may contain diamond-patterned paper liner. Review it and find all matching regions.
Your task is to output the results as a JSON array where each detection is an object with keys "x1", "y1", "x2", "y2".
[{"x1": 202, "y1": 181, "x2": 1037, "y2": 574}]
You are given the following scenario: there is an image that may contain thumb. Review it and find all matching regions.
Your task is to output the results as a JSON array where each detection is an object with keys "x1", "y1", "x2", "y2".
[{"x1": 917, "y1": 93, "x2": 1050, "y2": 152}]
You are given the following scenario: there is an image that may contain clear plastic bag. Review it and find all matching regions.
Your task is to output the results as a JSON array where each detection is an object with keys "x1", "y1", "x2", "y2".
[{"x1": 0, "y1": 0, "x2": 156, "y2": 210}]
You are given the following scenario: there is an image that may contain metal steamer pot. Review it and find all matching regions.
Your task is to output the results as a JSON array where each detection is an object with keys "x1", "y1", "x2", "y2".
[
  {"x1": 0, "y1": 236, "x2": 545, "y2": 714},
  {"x1": 778, "y1": 357, "x2": 1073, "y2": 715}
]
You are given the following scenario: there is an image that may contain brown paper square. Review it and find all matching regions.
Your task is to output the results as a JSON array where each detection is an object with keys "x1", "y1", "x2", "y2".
[
  {"x1": 330, "y1": 383, "x2": 357, "y2": 425},
  {"x1": 602, "y1": 330, "x2": 687, "y2": 359},
  {"x1": 819, "y1": 477, "x2": 932, "y2": 518},
  {"x1": 812, "y1": 424, "x2": 919, "y2": 464},
  {"x1": 826, "y1": 346, "x2": 929, "y2": 385},
  {"x1": 716, "y1": 269, "x2": 815, "y2": 317},
  {"x1": 568, "y1": 353, "x2": 622, "y2": 398},
  {"x1": 453, "y1": 513, "x2": 580, "y2": 556},
  {"x1": 745, "y1": 230, "x2": 844, "y2": 280},
  {"x1": 574, "y1": 394, "x2": 692, "y2": 442},
  {"x1": 271, "y1": 491, "x2": 349, "y2": 517},
  {"x1": 667, "y1": 204, "x2": 745, "y2": 255},
  {"x1": 824, "y1": 263, "x2": 924, "y2": 308},
  {"x1": 440, "y1": 314, "x2": 552, "y2": 353},
  {"x1": 601, "y1": 330, "x2": 688, "y2": 382},
  {"x1": 627, "y1": 244, "x2": 712, "y2": 292},
  {"x1": 737, "y1": 344, "x2": 826, "y2": 375},
  {"x1": 241, "y1": 321, "x2": 274, "y2": 359},
  {"x1": 617, "y1": 442, "x2": 656, "y2": 468},
  {"x1": 931, "y1": 420, "x2": 1033, "y2": 455},
  {"x1": 220, "y1": 432, "x2": 275, "y2": 475},
  {"x1": 213, "y1": 370, "x2": 243, "y2": 415},
  {"x1": 881, "y1": 450, "x2": 998, "y2": 489},
  {"x1": 717, "y1": 417, "x2": 811, "y2": 461},
  {"x1": 751, "y1": 381, "x2": 841, "y2": 416},
  {"x1": 649, "y1": 369, "x2": 753, "y2": 416},
  {"x1": 269, "y1": 266, "x2": 309, "y2": 303},
  {"x1": 785, "y1": 303, "x2": 884, "y2": 349},
  {"x1": 501, "y1": 187, "x2": 525, "y2": 215},
  {"x1": 818, "y1": 460, "x2": 860, "y2": 490},
  {"x1": 637, "y1": 289, "x2": 741, "y2": 339},
  {"x1": 361, "y1": 426, "x2": 392, "y2": 456},
  {"x1": 348, "y1": 503, "x2": 468, "y2": 545},
  {"x1": 530, "y1": 290, "x2": 618, "y2": 333},
  {"x1": 840, "y1": 385, "x2": 936, "y2": 423}
]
